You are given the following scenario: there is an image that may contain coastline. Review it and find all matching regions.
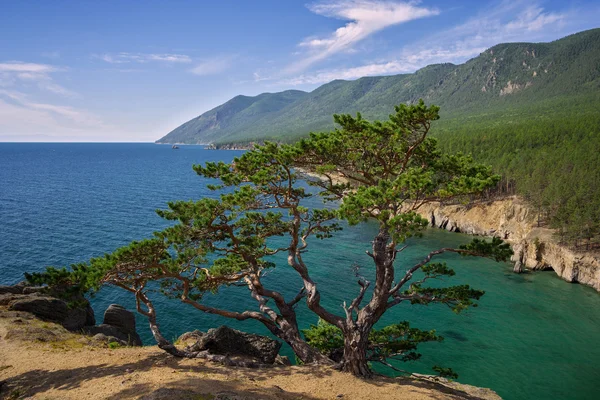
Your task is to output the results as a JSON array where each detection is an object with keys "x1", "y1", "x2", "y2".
[{"x1": 416, "y1": 197, "x2": 600, "y2": 292}]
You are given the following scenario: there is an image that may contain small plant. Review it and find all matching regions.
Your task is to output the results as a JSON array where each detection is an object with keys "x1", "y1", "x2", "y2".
[{"x1": 107, "y1": 341, "x2": 122, "y2": 350}]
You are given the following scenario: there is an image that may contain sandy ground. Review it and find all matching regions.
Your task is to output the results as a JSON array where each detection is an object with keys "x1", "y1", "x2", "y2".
[{"x1": 0, "y1": 309, "x2": 500, "y2": 400}]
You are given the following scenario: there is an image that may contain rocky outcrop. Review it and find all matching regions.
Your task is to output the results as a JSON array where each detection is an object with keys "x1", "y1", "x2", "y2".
[
  {"x1": 0, "y1": 283, "x2": 96, "y2": 330},
  {"x1": 185, "y1": 325, "x2": 282, "y2": 364},
  {"x1": 417, "y1": 197, "x2": 600, "y2": 291},
  {"x1": 84, "y1": 304, "x2": 142, "y2": 346}
]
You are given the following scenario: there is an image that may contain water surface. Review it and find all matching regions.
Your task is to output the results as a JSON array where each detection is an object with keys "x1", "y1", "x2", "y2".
[{"x1": 1, "y1": 143, "x2": 599, "y2": 400}]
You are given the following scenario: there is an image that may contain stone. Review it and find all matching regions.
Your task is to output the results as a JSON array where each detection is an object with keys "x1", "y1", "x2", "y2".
[
  {"x1": 0, "y1": 283, "x2": 25, "y2": 295},
  {"x1": 191, "y1": 325, "x2": 282, "y2": 364},
  {"x1": 8, "y1": 296, "x2": 69, "y2": 323},
  {"x1": 22, "y1": 286, "x2": 45, "y2": 295},
  {"x1": 62, "y1": 306, "x2": 88, "y2": 331},
  {"x1": 85, "y1": 324, "x2": 142, "y2": 346},
  {"x1": 83, "y1": 304, "x2": 141, "y2": 346},
  {"x1": 103, "y1": 304, "x2": 136, "y2": 333},
  {"x1": 177, "y1": 330, "x2": 204, "y2": 343},
  {"x1": 0, "y1": 293, "x2": 31, "y2": 306}
]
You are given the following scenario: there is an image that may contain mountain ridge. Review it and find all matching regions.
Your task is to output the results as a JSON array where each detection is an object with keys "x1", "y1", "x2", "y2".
[{"x1": 157, "y1": 28, "x2": 600, "y2": 145}]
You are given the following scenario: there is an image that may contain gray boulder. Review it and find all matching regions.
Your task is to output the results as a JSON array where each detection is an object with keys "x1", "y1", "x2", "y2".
[
  {"x1": 103, "y1": 304, "x2": 136, "y2": 332},
  {"x1": 84, "y1": 304, "x2": 141, "y2": 346},
  {"x1": 8, "y1": 296, "x2": 69, "y2": 322},
  {"x1": 190, "y1": 326, "x2": 282, "y2": 364},
  {"x1": 0, "y1": 281, "x2": 96, "y2": 331},
  {"x1": 0, "y1": 282, "x2": 26, "y2": 295}
]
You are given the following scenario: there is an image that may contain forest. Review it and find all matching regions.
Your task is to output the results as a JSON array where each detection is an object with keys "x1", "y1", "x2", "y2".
[{"x1": 434, "y1": 92, "x2": 600, "y2": 249}]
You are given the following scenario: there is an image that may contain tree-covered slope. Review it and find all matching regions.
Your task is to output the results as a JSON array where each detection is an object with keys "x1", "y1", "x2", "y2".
[
  {"x1": 158, "y1": 89, "x2": 307, "y2": 144},
  {"x1": 157, "y1": 28, "x2": 600, "y2": 145}
]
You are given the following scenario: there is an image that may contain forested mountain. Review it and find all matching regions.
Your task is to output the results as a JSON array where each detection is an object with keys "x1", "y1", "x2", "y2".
[
  {"x1": 157, "y1": 28, "x2": 600, "y2": 145},
  {"x1": 157, "y1": 28, "x2": 600, "y2": 248}
]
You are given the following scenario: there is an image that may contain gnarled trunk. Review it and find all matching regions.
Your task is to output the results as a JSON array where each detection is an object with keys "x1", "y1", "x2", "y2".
[
  {"x1": 286, "y1": 331, "x2": 333, "y2": 364},
  {"x1": 339, "y1": 327, "x2": 372, "y2": 378}
]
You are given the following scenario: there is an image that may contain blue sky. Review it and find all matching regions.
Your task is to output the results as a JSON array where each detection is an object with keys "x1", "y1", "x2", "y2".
[{"x1": 1, "y1": 0, "x2": 598, "y2": 142}]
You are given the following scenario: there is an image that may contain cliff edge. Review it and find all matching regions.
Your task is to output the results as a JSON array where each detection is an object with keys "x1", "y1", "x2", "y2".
[
  {"x1": 0, "y1": 307, "x2": 501, "y2": 399},
  {"x1": 417, "y1": 197, "x2": 600, "y2": 292}
]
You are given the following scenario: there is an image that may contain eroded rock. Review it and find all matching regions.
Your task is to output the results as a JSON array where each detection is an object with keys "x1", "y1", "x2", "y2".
[
  {"x1": 84, "y1": 304, "x2": 142, "y2": 346},
  {"x1": 187, "y1": 325, "x2": 282, "y2": 364}
]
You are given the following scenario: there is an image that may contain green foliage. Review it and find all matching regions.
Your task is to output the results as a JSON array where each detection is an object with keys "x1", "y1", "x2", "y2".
[
  {"x1": 432, "y1": 365, "x2": 459, "y2": 379},
  {"x1": 459, "y1": 237, "x2": 513, "y2": 262},
  {"x1": 294, "y1": 100, "x2": 499, "y2": 245},
  {"x1": 303, "y1": 319, "x2": 344, "y2": 353},
  {"x1": 107, "y1": 341, "x2": 122, "y2": 350},
  {"x1": 303, "y1": 319, "x2": 446, "y2": 371},
  {"x1": 405, "y1": 284, "x2": 485, "y2": 313}
]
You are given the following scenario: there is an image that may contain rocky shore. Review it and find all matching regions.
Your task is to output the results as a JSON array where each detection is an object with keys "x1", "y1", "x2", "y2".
[{"x1": 416, "y1": 197, "x2": 600, "y2": 292}]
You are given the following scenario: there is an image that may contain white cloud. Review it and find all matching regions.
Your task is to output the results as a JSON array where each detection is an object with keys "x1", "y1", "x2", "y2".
[
  {"x1": 0, "y1": 61, "x2": 76, "y2": 97},
  {"x1": 281, "y1": 0, "x2": 586, "y2": 85},
  {"x1": 0, "y1": 62, "x2": 61, "y2": 73},
  {"x1": 189, "y1": 56, "x2": 235, "y2": 76},
  {"x1": 0, "y1": 89, "x2": 110, "y2": 140},
  {"x1": 287, "y1": 0, "x2": 439, "y2": 73},
  {"x1": 94, "y1": 52, "x2": 192, "y2": 64}
]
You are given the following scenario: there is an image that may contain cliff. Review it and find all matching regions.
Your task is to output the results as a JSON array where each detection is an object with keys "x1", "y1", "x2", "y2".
[
  {"x1": 416, "y1": 197, "x2": 600, "y2": 292},
  {"x1": 0, "y1": 306, "x2": 502, "y2": 399}
]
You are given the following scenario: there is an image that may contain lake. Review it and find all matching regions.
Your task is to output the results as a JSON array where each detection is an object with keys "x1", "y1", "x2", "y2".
[{"x1": 1, "y1": 143, "x2": 599, "y2": 400}]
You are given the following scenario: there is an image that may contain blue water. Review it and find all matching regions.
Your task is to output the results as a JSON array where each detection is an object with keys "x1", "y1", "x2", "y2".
[{"x1": 1, "y1": 143, "x2": 599, "y2": 400}]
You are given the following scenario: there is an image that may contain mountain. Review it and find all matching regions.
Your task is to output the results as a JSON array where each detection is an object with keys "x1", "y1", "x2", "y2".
[
  {"x1": 158, "y1": 90, "x2": 307, "y2": 144},
  {"x1": 157, "y1": 28, "x2": 600, "y2": 145}
]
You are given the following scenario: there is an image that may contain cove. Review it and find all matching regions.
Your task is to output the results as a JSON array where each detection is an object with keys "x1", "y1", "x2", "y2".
[{"x1": 1, "y1": 143, "x2": 599, "y2": 400}]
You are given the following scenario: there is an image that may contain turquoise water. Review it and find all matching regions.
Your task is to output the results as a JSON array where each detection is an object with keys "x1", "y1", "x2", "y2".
[{"x1": 1, "y1": 143, "x2": 599, "y2": 400}]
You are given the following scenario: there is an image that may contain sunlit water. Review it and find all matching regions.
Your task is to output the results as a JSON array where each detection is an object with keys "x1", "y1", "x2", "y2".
[{"x1": 1, "y1": 143, "x2": 599, "y2": 400}]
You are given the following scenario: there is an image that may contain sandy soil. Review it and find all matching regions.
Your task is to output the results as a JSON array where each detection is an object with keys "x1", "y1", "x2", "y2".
[{"x1": 0, "y1": 309, "x2": 499, "y2": 400}]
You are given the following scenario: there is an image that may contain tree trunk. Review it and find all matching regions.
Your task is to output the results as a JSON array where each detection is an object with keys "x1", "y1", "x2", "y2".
[
  {"x1": 339, "y1": 328, "x2": 372, "y2": 378},
  {"x1": 286, "y1": 332, "x2": 332, "y2": 364}
]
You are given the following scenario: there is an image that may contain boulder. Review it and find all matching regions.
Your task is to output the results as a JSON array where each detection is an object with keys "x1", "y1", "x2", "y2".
[
  {"x1": 0, "y1": 282, "x2": 26, "y2": 295},
  {"x1": 0, "y1": 293, "x2": 31, "y2": 306},
  {"x1": 2, "y1": 291, "x2": 95, "y2": 331},
  {"x1": 8, "y1": 296, "x2": 69, "y2": 322},
  {"x1": 84, "y1": 304, "x2": 141, "y2": 346},
  {"x1": 85, "y1": 324, "x2": 142, "y2": 346},
  {"x1": 91, "y1": 333, "x2": 128, "y2": 347},
  {"x1": 62, "y1": 306, "x2": 88, "y2": 331},
  {"x1": 103, "y1": 304, "x2": 136, "y2": 333},
  {"x1": 190, "y1": 326, "x2": 282, "y2": 364}
]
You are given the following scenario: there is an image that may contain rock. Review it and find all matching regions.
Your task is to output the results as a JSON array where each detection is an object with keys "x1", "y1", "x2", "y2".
[
  {"x1": 22, "y1": 286, "x2": 45, "y2": 294},
  {"x1": 85, "y1": 324, "x2": 141, "y2": 346},
  {"x1": 91, "y1": 333, "x2": 128, "y2": 347},
  {"x1": 191, "y1": 325, "x2": 282, "y2": 364},
  {"x1": 417, "y1": 198, "x2": 600, "y2": 292},
  {"x1": 83, "y1": 304, "x2": 141, "y2": 346},
  {"x1": 62, "y1": 306, "x2": 88, "y2": 331},
  {"x1": 177, "y1": 330, "x2": 204, "y2": 343},
  {"x1": 0, "y1": 293, "x2": 31, "y2": 306},
  {"x1": 0, "y1": 282, "x2": 26, "y2": 295},
  {"x1": 85, "y1": 303, "x2": 96, "y2": 326},
  {"x1": 8, "y1": 296, "x2": 69, "y2": 322},
  {"x1": 103, "y1": 304, "x2": 136, "y2": 333}
]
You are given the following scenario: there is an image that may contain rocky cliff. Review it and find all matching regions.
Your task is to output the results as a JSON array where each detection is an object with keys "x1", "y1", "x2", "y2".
[{"x1": 416, "y1": 197, "x2": 600, "y2": 292}]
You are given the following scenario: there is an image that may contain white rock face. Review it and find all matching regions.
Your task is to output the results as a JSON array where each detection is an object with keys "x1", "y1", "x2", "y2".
[{"x1": 416, "y1": 197, "x2": 600, "y2": 292}]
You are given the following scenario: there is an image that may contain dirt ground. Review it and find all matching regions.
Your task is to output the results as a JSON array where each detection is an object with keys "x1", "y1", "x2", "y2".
[{"x1": 0, "y1": 309, "x2": 500, "y2": 400}]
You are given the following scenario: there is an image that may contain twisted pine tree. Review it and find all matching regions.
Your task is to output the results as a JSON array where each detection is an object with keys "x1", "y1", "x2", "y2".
[{"x1": 27, "y1": 100, "x2": 511, "y2": 377}]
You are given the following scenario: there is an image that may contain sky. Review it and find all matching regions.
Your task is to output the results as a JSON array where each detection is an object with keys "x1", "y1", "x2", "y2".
[{"x1": 0, "y1": 0, "x2": 598, "y2": 142}]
